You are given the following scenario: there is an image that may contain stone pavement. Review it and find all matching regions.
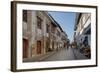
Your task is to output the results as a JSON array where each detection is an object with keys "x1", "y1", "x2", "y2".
[
  {"x1": 42, "y1": 47, "x2": 87, "y2": 61},
  {"x1": 23, "y1": 47, "x2": 88, "y2": 62},
  {"x1": 72, "y1": 48, "x2": 88, "y2": 60},
  {"x1": 23, "y1": 51, "x2": 57, "y2": 62},
  {"x1": 42, "y1": 48, "x2": 76, "y2": 61}
]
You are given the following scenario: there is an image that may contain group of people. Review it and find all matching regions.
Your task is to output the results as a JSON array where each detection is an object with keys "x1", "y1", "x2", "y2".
[
  {"x1": 66, "y1": 42, "x2": 77, "y2": 49},
  {"x1": 66, "y1": 41, "x2": 91, "y2": 58},
  {"x1": 79, "y1": 43, "x2": 91, "y2": 58}
]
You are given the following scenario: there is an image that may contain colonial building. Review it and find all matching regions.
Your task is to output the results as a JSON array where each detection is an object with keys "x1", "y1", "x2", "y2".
[
  {"x1": 74, "y1": 13, "x2": 91, "y2": 57},
  {"x1": 23, "y1": 10, "x2": 68, "y2": 59}
]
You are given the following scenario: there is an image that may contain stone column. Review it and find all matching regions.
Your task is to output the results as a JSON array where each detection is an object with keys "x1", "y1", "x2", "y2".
[
  {"x1": 27, "y1": 10, "x2": 37, "y2": 58},
  {"x1": 42, "y1": 15, "x2": 46, "y2": 54}
]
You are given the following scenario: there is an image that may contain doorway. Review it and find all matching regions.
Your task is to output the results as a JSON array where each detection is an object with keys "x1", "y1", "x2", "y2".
[
  {"x1": 37, "y1": 41, "x2": 41, "y2": 54},
  {"x1": 23, "y1": 38, "x2": 28, "y2": 58}
]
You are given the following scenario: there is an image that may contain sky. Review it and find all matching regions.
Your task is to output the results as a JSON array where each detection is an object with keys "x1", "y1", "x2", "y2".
[{"x1": 48, "y1": 11, "x2": 76, "y2": 42}]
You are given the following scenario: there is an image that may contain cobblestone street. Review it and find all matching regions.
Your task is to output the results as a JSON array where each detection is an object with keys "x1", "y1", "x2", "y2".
[{"x1": 42, "y1": 47, "x2": 87, "y2": 61}]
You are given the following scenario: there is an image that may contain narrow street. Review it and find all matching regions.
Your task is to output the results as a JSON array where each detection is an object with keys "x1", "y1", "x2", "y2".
[
  {"x1": 42, "y1": 47, "x2": 87, "y2": 61},
  {"x1": 22, "y1": 11, "x2": 91, "y2": 62}
]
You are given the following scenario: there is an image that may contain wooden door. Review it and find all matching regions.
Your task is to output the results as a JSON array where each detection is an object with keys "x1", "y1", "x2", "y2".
[
  {"x1": 52, "y1": 41, "x2": 54, "y2": 50},
  {"x1": 37, "y1": 41, "x2": 41, "y2": 54},
  {"x1": 23, "y1": 39, "x2": 28, "y2": 58}
]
